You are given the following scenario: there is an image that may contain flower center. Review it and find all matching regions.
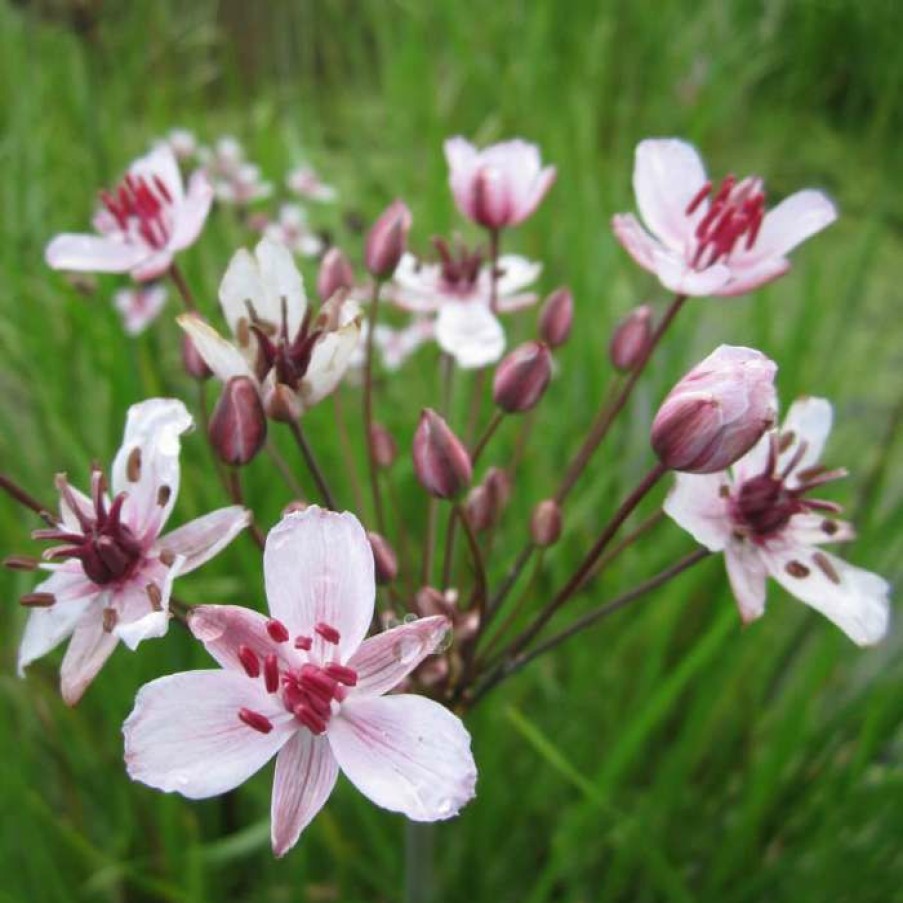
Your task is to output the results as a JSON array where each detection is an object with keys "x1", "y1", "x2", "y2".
[
  {"x1": 433, "y1": 237, "x2": 483, "y2": 295},
  {"x1": 730, "y1": 432, "x2": 846, "y2": 541},
  {"x1": 236, "y1": 619, "x2": 358, "y2": 736},
  {"x1": 685, "y1": 174, "x2": 766, "y2": 269},
  {"x1": 100, "y1": 173, "x2": 174, "y2": 250},
  {"x1": 33, "y1": 468, "x2": 144, "y2": 585}
]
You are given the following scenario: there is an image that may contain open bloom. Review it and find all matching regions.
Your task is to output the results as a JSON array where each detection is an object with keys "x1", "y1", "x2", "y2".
[
  {"x1": 262, "y1": 204, "x2": 324, "y2": 257},
  {"x1": 286, "y1": 164, "x2": 337, "y2": 203},
  {"x1": 612, "y1": 138, "x2": 838, "y2": 297},
  {"x1": 178, "y1": 238, "x2": 361, "y2": 421},
  {"x1": 18, "y1": 399, "x2": 250, "y2": 703},
  {"x1": 46, "y1": 145, "x2": 213, "y2": 282},
  {"x1": 113, "y1": 283, "x2": 168, "y2": 336},
  {"x1": 444, "y1": 137, "x2": 556, "y2": 230},
  {"x1": 124, "y1": 507, "x2": 477, "y2": 857},
  {"x1": 664, "y1": 397, "x2": 890, "y2": 644},
  {"x1": 390, "y1": 240, "x2": 541, "y2": 369}
]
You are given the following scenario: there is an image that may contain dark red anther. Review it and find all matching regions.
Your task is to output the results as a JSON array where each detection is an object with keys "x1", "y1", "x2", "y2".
[
  {"x1": 238, "y1": 644, "x2": 260, "y2": 678},
  {"x1": 238, "y1": 708, "x2": 274, "y2": 734},
  {"x1": 266, "y1": 618, "x2": 290, "y2": 643},
  {"x1": 20, "y1": 592, "x2": 56, "y2": 608},
  {"x1": 299, "y1": 664, "x2": 338, "y2": 703},
  {"x1": 325, "y1": 663, "x2": 359, "y2": 687},
  {"x1": 264, "y1": 653, "x2": 280, "y2": 693},
  {"x1": 293, "y1": 704, "x2": 327, "y2": 735},
  {"x1": 315, "y1": 622, "x2": 340, "y2": 644},
  {"x1": 294, "y1": 635, "x2": 312, "y2": 651},
  {"x1": 685, "y1": 180, "x2": 712, "y2": 216},
  {"x1": 152, "y1": 174, "x2": 173, "y2": 203}
]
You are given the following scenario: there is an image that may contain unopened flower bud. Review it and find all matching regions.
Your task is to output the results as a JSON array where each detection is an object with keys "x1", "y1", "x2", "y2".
[
  {"x1": 368, "y1": 532, "x2": 398, "y2": 584},
  {"x1": 412, "y1": 409, "x2": 472, "y2": 499},
  {"x1": 181, "y1": 314, "x2": 212, "y2": 380},
  {"x1": 365, "y1": 199, "x2": 412, "y2": 279},
  {"x1": 538, "y1": 286, "x2": 573, "y2": 348},
  {"x1": 610, "y1": 304, "x2": 653, "y2": 372},
  {"x1": 369, "y1": 422, "x2": 398, "y2": 469},
  {"x1": 209, "y1": 377, "x2": 267, "y2": 466},
  {"x1": 416, "y1": 586, "x2": 449, "y2": 619},
  {"x1": 531, "y1": 499, "x2": 563, "y2": 547},
  {"x1": 465, "y1": 466, "x2": 511, "y2": 532},
  {"x1": 493, "y1": 341, "x2": 552, "y2": 413},
  {"x1": 282, "y1": 500, "x2": 308, "y2": 516},
  {"x1": 317, "y1": 247, "x2": 355, "y2": 302},
  {"x1": 651, "y1": 345, "x2": 778, "y2": 474}
]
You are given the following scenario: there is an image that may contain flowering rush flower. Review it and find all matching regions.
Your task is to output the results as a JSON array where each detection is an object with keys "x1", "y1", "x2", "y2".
[
  {"x1": 18, "y1": 399, "x2": 250, "y2": 704},
  {"x1": 664, "y1": 397, "x2": 890, "y2": 644},
  {"x1": 124, "y1": 507, "x2": 477, "y2": 856},
  {"x1": 262, "y1": 204, "x2": 324, "y2": 258},
  {"x1": 179, "y1": 238, "x2": 360, "y2": 420},
  {"x1": 113, "y1": 283, "x2": 168, "y2": 336},
  {"x1": 612, "y1": 138, "x2": 838, "y2": 297},
  {"x1": 444, "y1": 137, "x2": 556, "y2": 230},
  {"x1": 390, "y1": 240, "x2": 541, "y2": 369},
  {"x1": 198, "y1": 136, "x2": 273, "y2": 206},
  {"x1": 286, "y1": 164, "x2": 337, "y2": 203},
  {"x1": 45, "y1": 145, "x2": 213, "y2": 282}
]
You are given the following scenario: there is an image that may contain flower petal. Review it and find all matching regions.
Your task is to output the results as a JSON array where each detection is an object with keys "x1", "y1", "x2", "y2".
[
  {"x1": 512, "y1": 165, "x2": 556, "y2": 224},
  {"x1": 189, "y1": 604, "x2": 286, "y2": 672},
  {"x1": 45, "y1": 234, "x2": 147, "y2": 274},
  {"x1": 110, "y1": 398, "x2": 193, "y2": 538},
  {"x1": 124, "y1": 669, "x2": 293, "y2": 798},
  {"x1": 435, "y1": 303, "x2": 505, "y2": 370},
  {"x1": 130, "y1": 250, "x2": 175, "y2": 282},
  {"x1": 633, "y1": 138, "x2": 709, "y2": 251},
  {"x1": 444, "y1": 136, "x2": 479, "y2": 220},
  {"x1": 112, "y1": 558, "x2": 181, "y2": 651},
  {"x1": 168, "y1": 170, "x2": 214, "y2": 253},
  {"x1": 785, "y1": 513, "x2": 855, "y2": 546},
  {"x1": 130, "y1": 144, "x2": 184, "y2": 204},
  {"x1": 390, "y1": 256, "x2": 444, "y2": 313},
  {"x1": 652, "y1": 247, "x2": 732, "y2": 296},
  {"x1": 255, "y1": 237, "x2": 308, "y2": 340},
  {"x1": 714, "y1": 256, "x2": 791, "y2": 298},
  {"x1": 177, "y1": 314, "x2": 255, "y2": 384},
  {"x1": 60, "y1": 616, "x2": 119, "y2": 705},
  {"x1": 743, "y1": 189, "x2": 837, "y2": 265},
  {"x1": 329, "y1": 694, "x2": 477, "y2": 821},
  {"x1": 611, "y1": 213, "x2": 660, "y2": 272},
  {"x1": 264, "y1": 508, "x2": 375, "y2": 661},
  {"x1": 157, "y1": 506, "x2": 250, "y2": 575},
  {"x1": 270, "y1": 732, "x2": 338, "y2": 857},
  {"x1": 114, "y1": 284, "x2": 169, "y2": 336},
  {"x1": 18, "y1": 567, "x2": 100, "y2": 675},
  {"x1": 778, "y1": 396, "x2": 833, "y2": 483},
  {"x1": 299, "y1": 320, "x2": 361, "y2": 411},
  {"x1": 662, "y1": 472, "x2": 732, "y2": 551},
  {"x1": 724, "y1": 539, "x2": 768, "y2": 623},
  {"x1": 347, "y1": 616, "x2": 450, "y2": 698},
  {"x1": 760, "y1": 542, "x2": 890, "y2": 646}
]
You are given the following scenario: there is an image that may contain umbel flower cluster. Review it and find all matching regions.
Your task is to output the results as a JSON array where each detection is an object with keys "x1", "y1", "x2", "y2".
[{"x1": 1, "y1": 131, "x2": 891, "y2": 857}]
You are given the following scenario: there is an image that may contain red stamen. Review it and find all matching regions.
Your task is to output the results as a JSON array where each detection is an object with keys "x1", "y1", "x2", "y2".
[
  {"x1": 238, "y1": 708, "x2": 273, "y2": 734},
  {"x1": 293, "y1": 704, "x2": 327, "y2": 734},
  {"x1": 325, "y1": 663, "x2": 358, "y2": 687},
  {"x1": 264, "y1": 653, "x2": 280, "y2": 693},
  {"x1": 238, "y1": 644, "x2": 260, "y2": 678},
  {"x1": 315, "y1": 622, "x2": 340, "y2": 644},
  {"x1": 266, "y1": 618, "x2": 290, "y2": 643},
  {"x1": 294, "y1": 634, "x2": 312, "y2": 651},
  {"x1": 685, "y1": 180, "x2": 712, "y2": 216}
]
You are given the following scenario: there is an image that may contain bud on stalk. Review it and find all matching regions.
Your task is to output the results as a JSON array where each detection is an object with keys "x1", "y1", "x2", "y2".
[
  {"x1": 369, "y1": 422, "x2": 398, "y2": 469},
  {"x1": 538, "y1": 286, "x2": 573, "y2": 348},
  {"x1": 412, "y1": 409, "x2": 472, "y2": 499},
  {"x1": 651, "y1": 345, "x2": 777, "y2": 474},
  {"x1": 531, "y1": 499, "x2": 562, "y2": 547},
  {"x1": 317, "y1": 247, "x2": 355, "y2": 303},
  {"x1": 209, "y1": 377, "x2": 267, "y2": 466},
  {"x1": 368, "y1": 532, "x2": 398, "y2": 584},
  {"x1": 493, "y1": 341, "x2": 552, "y2": 413},
  {"x1": 610, "y1": 304, "x2": 653, "y2": 372},
  {"x1": 181, "y1": 314, "x2": 212, "y2": 380},
  {"x1": 365, "y1": 200, "x2": 412, "y2": 279},
  {"x1": 465, "y1": 467, "x2": 511, "y2": 532}
]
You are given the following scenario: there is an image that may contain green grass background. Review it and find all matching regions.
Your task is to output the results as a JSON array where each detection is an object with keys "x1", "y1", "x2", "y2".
[{"x1": 2, "y1": 1, "x2": 903, "y2": 900}]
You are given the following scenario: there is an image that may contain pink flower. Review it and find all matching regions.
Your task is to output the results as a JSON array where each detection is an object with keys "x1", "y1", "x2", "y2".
[
  {"x1": 18, "y1": 399, "x2": 250, "y2": 704},
  {"x1": 123, "y1": 507, "x2": 477, "y2": 857},
  {"x1": 444, "y1": 137, "x2": 556, "y2": 230},
  {"x1": 46, "y1": 145, "x2": 213, "y2": 282},
  {"x1": 178, "y1": 238, "x2": 361, "y2": 420},
  {"x1": 286, "y1": 164, "x2": 337, "y2": 203},
  {"x1": 263, "y1": 204, "x2": 324, "y2": 258},
  {"x1": 612, "y1": 138, "x2": 838, "y2": 297},
  {"x1": 113, "y1": 283, "x2": 168, "y2": 335},
  {"x1": 390, "y1": 242, "x2": 541, "y2": 369},
  {"x1": 664, "y1": 397, "x2": 890, "y2": 644}
]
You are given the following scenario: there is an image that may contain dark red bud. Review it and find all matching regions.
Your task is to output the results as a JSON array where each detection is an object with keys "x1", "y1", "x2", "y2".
[
  {"x1": 610, "y1": 304, "x2": 653, "y2": 373},
  {"x1": 181, "y1": 314, "x2": 212, "y2": 380},
  {"x1": 538, "y1": 287, "x2": 573, "y2": 348},
  {"x1": 368, "y1": 531, "x2": 398, "y2": 584},
  {"x1": 493, "y1": 341, "x2": 552, "y2": 413},
  {"x1": 530, "y1": 499, "x2": 562, "y2": 547},
  {"x1": 465, "y1": 466, "x2": 511, "y2": 532},
  {"x1": 369, "y1": 422, "x2": 398, "y2": 469},
  {"x1": 412, "y1": 409, "x2": 472, "y2": 499},
  {"x1": 209, "y1": 377, "x2": 267, "y2": 466},
  {"x1": 365, "y1": 199, "x2": 412, "y2": 279},
  {"x1": 317, "y1": 247, "x2": 355, "y2": 303}
]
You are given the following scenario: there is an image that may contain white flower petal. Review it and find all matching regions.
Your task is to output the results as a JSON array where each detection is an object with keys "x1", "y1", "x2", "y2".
[
  {"x1": 743, "y1": 189, "x2": 837, "y2": 266},
  {"x1": 45, "y1": 234, "x2": 148, "y2": 274},
  {"x1": 255, "y1": 237, "x2": 308, "y2": 339},
  {"x1": 168, "y1": 170, "x2": 214, "y2": 253},
  {"x1": 124, "y1": 669, "x2": 293, "y2": 799},
  {"x1": 189, "y1": 604, "x2": 287, "y2": 672},
  {"x1": 779, "y1": 397, "x2": 833, "y2": 483},
  {"x1": 435, "y1": 304, "x2": 505, "y2": 369},
  {"x1": 270, "y1": 732, "x2": 338, "y2": 857},
  {"x1": 652, "y1": 247, "x2": 732, "y2": 296},
  {"x1": 60, "y1": 616, "x2": 119, "y2": 705},
  {"x1": 177, "y1": 314, "x2": 255, "y2": 384},
  {"x1": 157, "y1": 506, "x2": 250, "y2": 575},
  {"x1": 724, "y1": 539, "x2": 768, "y2": 623},
  {"x1": 329, "y1": 694, "x2": 477, "y2": 821},
  {"x1": 612, "y1": 213, "x2": 660, "y2": 272},
  {"x1": 299, "y1": 320, "x2": 361, "y2": 411},
  {"x1": 662, "y1": 472, "x2": 732, "y2": 552}
]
